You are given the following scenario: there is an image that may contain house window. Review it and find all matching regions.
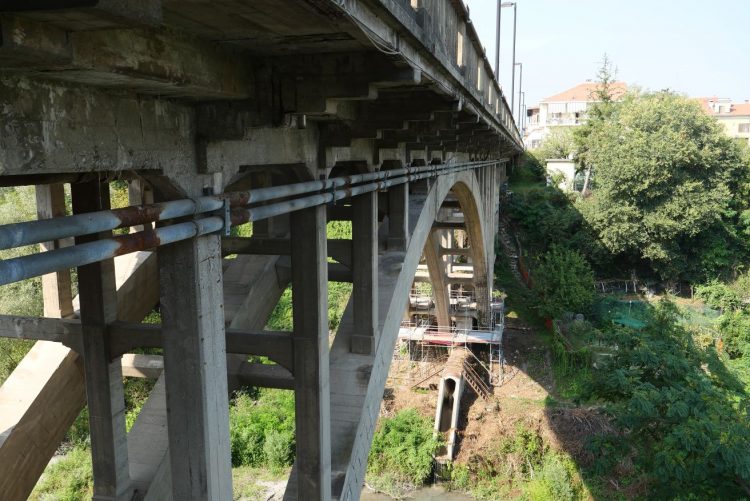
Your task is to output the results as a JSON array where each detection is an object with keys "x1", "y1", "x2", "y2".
[{"x1": 739, "y1": 123, "x2": 750, "y2": 133}]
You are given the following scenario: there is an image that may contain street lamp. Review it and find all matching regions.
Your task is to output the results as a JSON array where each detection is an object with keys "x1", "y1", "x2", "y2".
[
  {"x1": 515, "y1": 62, "x2": 523, "y2": 125},
  {"x1": 520, "y1": 91, "x2": 526, "y2": 133},
  {"x1": 494, "y1": 2, "x2": 517, "y2": 111}
]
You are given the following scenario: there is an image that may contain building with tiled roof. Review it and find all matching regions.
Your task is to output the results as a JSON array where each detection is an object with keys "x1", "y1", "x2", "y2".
[
  {"x1": 697, "y1": 97, "x2": 750, "y2": 145},
  {"x1": 524, "y1": 81, "x2": 628, "y2": 149}
]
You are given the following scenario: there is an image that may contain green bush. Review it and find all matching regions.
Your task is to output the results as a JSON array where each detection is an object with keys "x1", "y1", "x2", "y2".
[
  {"x1": 717, "y1": 310, "x2": 750, "y2": 359},
  {"x1": 509, "y1": 152, "x2": 546, "y2": 185},
  {"x1": 533, "y1": 246, "x2": 595, "y2": 319},
  {"x1": 263, "y1": 429, "x2": 295, "y2": 468},
  {"x1": 229, "y1": 390, "x2": 295, "y2": 468},
  {"x1": 695, "y1": 280, "x2": 741, "y2": 311},
  {"x1": 368, "y1": 408, "x2": 440, "y2": 487}
]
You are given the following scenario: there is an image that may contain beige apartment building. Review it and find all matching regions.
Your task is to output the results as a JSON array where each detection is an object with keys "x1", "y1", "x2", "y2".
[
  {"x1": 524, "y1": 81, "x2": 627, "y2": 149},
  {"x1": 699, "y1": 97, "x2": 750, "y2": 145}
]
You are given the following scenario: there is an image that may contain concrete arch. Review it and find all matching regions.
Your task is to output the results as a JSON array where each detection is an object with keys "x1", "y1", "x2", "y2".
[
  {"x1": 328, "y1": 167, "x2": 493, "y2": 500},
  {"x1": 452, "y1": 179, "x2": 491, "y2": 327},
  {"x1": 422, "y1": 231, "x2": 451, "y2": 328}
]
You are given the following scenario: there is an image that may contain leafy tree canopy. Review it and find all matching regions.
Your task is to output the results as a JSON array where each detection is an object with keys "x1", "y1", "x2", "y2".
[
  {"x1": 535, "y1": 127, "x2": 576, "y2": 161},
  {"x1": 576, "y1": 91, "x2": 750, "y2": 281}
]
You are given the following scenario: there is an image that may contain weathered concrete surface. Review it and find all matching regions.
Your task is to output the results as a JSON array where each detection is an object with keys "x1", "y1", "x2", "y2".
[
  {"x1": 0, "y1": 0, "x2": 519, "y2": 498},
  {"x1": 135, "y1": 253, "x2": 291, "y2": 500},
  {"x1": 0, "y1": 250, "x2": 159, "y2": 500},
  {"x1": 0, "y1": 76, "x2": 195, "y2": 177},
  {"x1": 329, "y1": 170, "x2": 492, "y2": 501}
]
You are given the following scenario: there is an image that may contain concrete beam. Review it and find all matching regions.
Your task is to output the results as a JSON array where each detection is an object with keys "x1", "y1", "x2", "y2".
[
  {"x1": 0, "y1": 0, "x2": 162, "y2": 29},
  {"x1": 35, "y1": 184, "x2": 74, "y2": 318},
  {"x1": 0, "y1": 249, "x2": 159, "y2": 500},
  {"x1": 0, "y1": 342, "x2": 85, "y2": 500},
  {"x1": 387, "y1": 181, "x2": 409, "y2": 251},
  {"x1": 0, "y1": 77, "x2": 195, "y2": 176},
  {"x1": 68, "y1": 28, "x2": 252, "y2": 99},
  {"x1": 440, "y1": 246, "x2": 470, "y2": 256},
  {"x1": 432, "y1": 221, "x2": 465, "y2": 231},
  {"x1": 118, "y1": 353, "x2": 295, "y2": 389},
  {"x1": 423, "y1": 232, "x2": 451, "y2": 329},
  {"x1": 221, "y1": 237, "x2": 353, "y2": 268},
  {"x1": 0, "y1": 16, "x2": 72, "y2": 67}
]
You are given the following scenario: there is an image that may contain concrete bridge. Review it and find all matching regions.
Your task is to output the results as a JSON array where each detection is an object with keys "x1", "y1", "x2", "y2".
[{"x1": 0, "y1": 0, "x2": 522, "y2": 499}]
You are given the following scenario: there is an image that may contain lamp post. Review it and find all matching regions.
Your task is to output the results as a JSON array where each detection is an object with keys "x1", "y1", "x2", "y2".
[
  {"x1": 520, "y1": 91, "x2": 526, "y2": 133},
  {"x1": 494, "y1": 2, "x2": 517, "y2": 93},
  {"x1": 515, "y1": 62, "x2": 523, "y2": 125}
]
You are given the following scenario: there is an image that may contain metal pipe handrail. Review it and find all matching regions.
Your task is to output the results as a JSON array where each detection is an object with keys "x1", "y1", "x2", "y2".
[
  {"x1": 0, "y1": 160, "x2": 506, "y2": 286},
  {"x1": 0, "y1": 161, "x2": 484, "y2": 251}
]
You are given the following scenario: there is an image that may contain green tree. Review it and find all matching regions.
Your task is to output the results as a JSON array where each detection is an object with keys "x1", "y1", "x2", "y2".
[
  {"x1": 536, "y1": 127, "x2": 576, "y2": 161},
  {"x1": 576, "y1": 91, "x2": 750, "y2": 281},
  {"x1": 574, "y1": 54, "x2": 620, "y2": 193},
  {"x1": 532, "y1": 245, "x2": 595, "y2": 319}
]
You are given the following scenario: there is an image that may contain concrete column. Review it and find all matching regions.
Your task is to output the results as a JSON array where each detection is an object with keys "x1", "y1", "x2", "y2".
[
  {"x1": 290, "y1": 205, "x2": 332, "y2": 500},
  {"x1": 71, "y1": 181, "x2": 133, "y2": 501},
  {"x1": 127, "y1": 179, "x2": 154, "y2": 232},
  {"x1": 424, "y1": 232, "x2": 451, "y2": 329},
  {"x1": 159, "y1": 234, "x2": 232, "y2": 500},
  {"x1": 387, "y1": 183, "x2": 408, "y2": 251},
  {"x1": 351, "y1": 191, "x2": 378, "y2": 354},
  {"x1": 35, "y1": 184, "x2": 74, "y2": 318}
]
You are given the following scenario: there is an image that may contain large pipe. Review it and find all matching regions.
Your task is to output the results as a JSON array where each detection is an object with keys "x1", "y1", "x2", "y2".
[
  {"x1": 0, "y1": 161, "x2": 504, "y2": 286},
  {"x1": 0, "y1": 164, "x2": 443, "y2": 251},
  {"x1": 0, "y1": 218, "x2": 222, "y2": 286}
]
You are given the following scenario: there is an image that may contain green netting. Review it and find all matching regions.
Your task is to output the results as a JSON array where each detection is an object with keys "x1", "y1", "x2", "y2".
[
  {"x1": 592, "y1": 296, "x2": 721, "y2": 331},
  {"x1": 679, "y1": 303, "x2": 721, "y2": 328},
  {"x1": 593, "y1": 297, "x2": 650, "y2": 329}
]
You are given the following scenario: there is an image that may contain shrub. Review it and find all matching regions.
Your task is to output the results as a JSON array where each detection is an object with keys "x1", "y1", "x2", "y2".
[
  {"x1": 533, "y1": 246, "x2": 595, "y2": 319},
  {"x1": 695, "y1": 280, "x2": 741, "y2": 311},
  {"x1": 263, "y1": 430, "x2": 295, "y2": 468},
  {"x1": 229, "y1": 390, "x2": 295, "y2": 468},
  {"x1": 717, "y1": 310, "x2": 750, "y2": 359},
  {"x1": 368, "y1": 408, "x2": 440, "y2": 487}
]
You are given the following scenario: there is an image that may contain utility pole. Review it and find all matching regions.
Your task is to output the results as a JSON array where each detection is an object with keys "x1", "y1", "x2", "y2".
[
  {"x1": 510, "y1": 2, "x2": 517, "y2": 115},
  {"x1": 516, "y1": 62, "x2": 523, "y2": 125},
  {"x1": 495, "y1": 3, "x2": 516, "y2": 94}
]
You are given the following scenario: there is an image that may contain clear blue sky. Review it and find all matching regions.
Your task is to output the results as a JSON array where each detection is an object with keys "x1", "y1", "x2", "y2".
[{"x1": 464, "y1": 0, "x2": 750, "y2": 108}]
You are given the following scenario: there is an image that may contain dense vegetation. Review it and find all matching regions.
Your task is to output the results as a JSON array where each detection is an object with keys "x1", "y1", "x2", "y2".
[
  {"x1": 576, "y1": 92, "x2": 750, "y2": 282},
  {"x1": 498, "y1": 60, "x2": 750, "y2": 499},
  {"x1": 446, "y1": 424, "x2": 586, "y2": 501},
  {"x1": 532, "y1": 245, "x2": 595, "y2": 319},
  {"x1": 367, "y1": 408, "x2": 441, "y2": 495},
  {"x1": 588, "y1": 301, "x2": 749, "y2": 498}
]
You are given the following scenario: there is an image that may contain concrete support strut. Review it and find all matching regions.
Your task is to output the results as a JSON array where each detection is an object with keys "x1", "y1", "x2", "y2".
[
  {"x1": 290, "y1": 205, "x2": 332, "y2": 501},
  {"x1": 72, "y1": 180, "x2": 133, "y2": 501},
  {"x1": 351, "y1": 191, "x2": 378, "y2": 354},
  {"x1": 158, "y1": 234, "x2": 232, "y2": 500}
]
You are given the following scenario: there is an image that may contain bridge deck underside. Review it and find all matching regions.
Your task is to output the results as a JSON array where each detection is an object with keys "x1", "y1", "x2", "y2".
[{"x1": 0, "y1": 0, "x2": 520, "y2": 499}]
